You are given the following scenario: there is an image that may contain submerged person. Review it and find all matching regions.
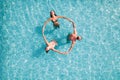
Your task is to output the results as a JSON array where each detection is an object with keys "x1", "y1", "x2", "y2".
[
  {"x1": 67, "y1": 22, "x2": 82, "y2": 52},
  {"x1": 50, "y1": 10, "x2": 60, "y2": 28}
]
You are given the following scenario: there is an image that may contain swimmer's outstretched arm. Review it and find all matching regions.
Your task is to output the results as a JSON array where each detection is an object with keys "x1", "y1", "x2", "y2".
[
  {"x1": 52, "y1": 48, "x2": 68, "y2": 54},
  {"x1": 68, "y1": 42, "x2": 75, "y2": 52},
  {"x1": 73, "y1": 27, "x2": 77, "y2": 35},
  {"x1": 57, "y1": 16, "x2": 74, "y2": 23},
  {"x1": 42, "y1": 18, "x2": 51, "y2": 45},
  {"x1": 72, "y1": 22, "x2": 77, "y2": 35}
]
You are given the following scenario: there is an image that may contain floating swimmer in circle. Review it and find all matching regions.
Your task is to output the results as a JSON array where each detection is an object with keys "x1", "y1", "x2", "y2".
[
  {"x1": 45, "y1": 40, "x2": 57, "y2": 53},
  {"x1": 67, "y1": 22, "x2": 82, "y2": 52},
  {"x1": 47, "y1": 10, "x2": 74, "y2": 29},
  {"x1": 50, "y1": 10, "x2": 60, "y2": 28},
  {"x1": 50, "y1": 10, "x2": 71, "y2": 29}
]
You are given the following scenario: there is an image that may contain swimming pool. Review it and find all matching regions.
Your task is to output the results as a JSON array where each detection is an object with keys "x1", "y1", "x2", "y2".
[{"x1": 1, "y1": 0, "x2": 120, "y2": 80}]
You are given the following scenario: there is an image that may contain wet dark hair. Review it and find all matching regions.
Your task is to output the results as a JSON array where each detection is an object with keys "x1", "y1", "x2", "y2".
[
  {"x1": 46, "y1": 50, "x2": 49, "y2": 53},
  {"x1": 50, "y1": 10, "x2": 57, "y2": 17},
  {"x1": 45, "y1": 47, "x2": 49, "y2": 53},
  {"x1": 77, "y1": 36, "x2": 80, "y2": 40},
  {"x1": 46, "y1": 50, "x2": 50, "y2": 53}
]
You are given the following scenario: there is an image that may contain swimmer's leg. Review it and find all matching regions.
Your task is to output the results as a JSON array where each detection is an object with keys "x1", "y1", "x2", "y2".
[{"x1": 67, "y1": 33, "x2": 71, "y2": 43}]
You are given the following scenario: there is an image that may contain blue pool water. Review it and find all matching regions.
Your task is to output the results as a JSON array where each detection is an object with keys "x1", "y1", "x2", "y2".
[{"x1": 0, "y1": 0, "x2": 120, "y2": 80}]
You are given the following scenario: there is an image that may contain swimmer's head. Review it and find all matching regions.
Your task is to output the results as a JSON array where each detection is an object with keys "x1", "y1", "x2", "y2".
[
  {"x1": 50, "y1": 10, "x2": 57, "y2": 17},
  {"x1": 77, "y1": 36, "x2": 82, "y2": 40},
  {"x1": 45, "y1": 47, "x2": 50, "y2": 53}
]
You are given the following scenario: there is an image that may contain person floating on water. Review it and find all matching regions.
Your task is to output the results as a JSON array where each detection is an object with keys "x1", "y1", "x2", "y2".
[
  {"x1": 50, "y1": 10, "x2": 71, "y2": 28},
  {"x1": 48, "y1": 10, "x2": 74, "y2": 29},
  {"x1": 67, "y1": 22, "x2": 82, "y2": 52},
  {"x1": 45, "y1": 40, "x2": 57, "y2": 53},
  {"x1": 50, "y1": 10, "x2": 60, "y2": 28},
  {"x1": 44, "y1": 39, "x2": 67, "y2": 54}
]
